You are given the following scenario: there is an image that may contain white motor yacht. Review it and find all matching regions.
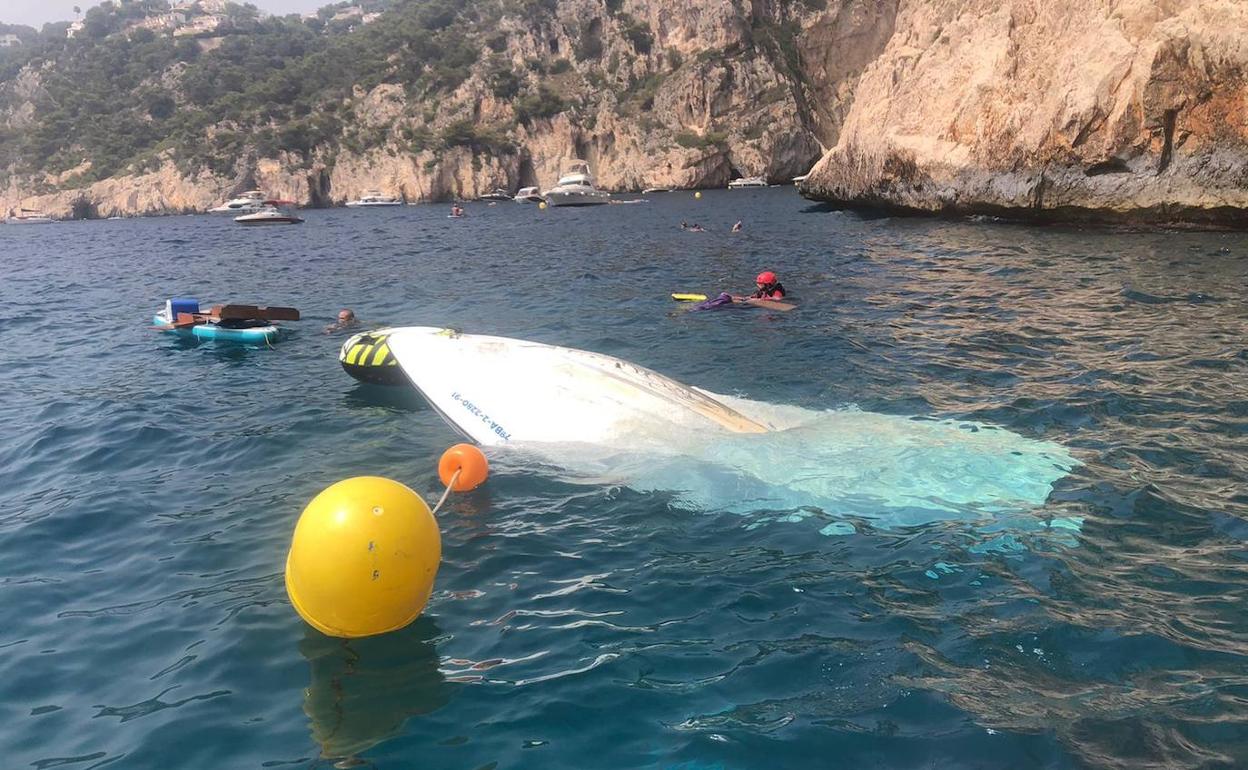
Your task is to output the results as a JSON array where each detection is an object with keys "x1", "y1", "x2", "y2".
[
  {"x1": 543, "y1": 161, "x2": 610, "y2": 207},
  {"x1": 210, "y1": 190, "x2": 268, "y2": 213},
  {"x1": 6, "y1": 208, "x2": 54, "y2": 224},
  {"x1": 235, "y1": 205, "x2": 304, "y2": 225},
  {"x1": 514, "y1": 186, "x2": 544, "y2": 203},
  {"x1": 642, "y1": 187, "x2": 674, "y2": 194},
  {"x1": 728, "y1": 176, "x2": 768, "y2": 189},
  {"x1": 346, "y1": 191, "x2": 403, "y2": 207}
]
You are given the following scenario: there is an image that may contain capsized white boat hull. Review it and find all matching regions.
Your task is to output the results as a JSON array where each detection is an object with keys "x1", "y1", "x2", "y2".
[{"x1": 385, "y1": 327, "x2": 766, "y2": 446}]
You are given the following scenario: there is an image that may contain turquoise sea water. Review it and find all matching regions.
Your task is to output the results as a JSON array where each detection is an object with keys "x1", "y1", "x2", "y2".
[{"x1": 1, "y1": 188, "x2": 1246, "y2": 769}]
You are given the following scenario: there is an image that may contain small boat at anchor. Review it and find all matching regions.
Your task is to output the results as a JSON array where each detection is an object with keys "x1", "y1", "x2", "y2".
[
  {"x1": 728, "y1": 176, "x2": 768, "y2": 189},
  {"x1": 514, "y1": 186, "x2": 544, "y2": 203},
  {"x1": 209, "y1": 190, "x2": 269, "y2": 214},
  {"x1": 6, "y1": 207, "x2": 54, "y2": 224},
  {"x1": 346, "y1": 191, "x2": 403, "y2": 207},
  {"x1": 235, "y1": 205, "x2": 303, "y2": 225},
  {"x1": 543, "y1": 160, "x2": 610, "y2": 207}
]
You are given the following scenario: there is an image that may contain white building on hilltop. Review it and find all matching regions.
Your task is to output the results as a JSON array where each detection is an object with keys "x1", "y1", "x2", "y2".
[{"x1": 0, "y1": 34, "x2": 21, "y2": 48}]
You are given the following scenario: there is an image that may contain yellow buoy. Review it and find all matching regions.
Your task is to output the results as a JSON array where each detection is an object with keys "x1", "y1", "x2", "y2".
[
  {"x1": 694, "y1": 191, "x2": 702, "y2": 199},
  {"x1": 286, "y1": 476, "x2": 441, "y2": 638},
  {"x1": 538, "y1": 201, "x2": 547, "y2": 210}
]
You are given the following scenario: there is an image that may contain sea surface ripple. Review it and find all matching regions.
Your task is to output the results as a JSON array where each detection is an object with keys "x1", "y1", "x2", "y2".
[{"x1": 0, "y1": 189, "x2": 1245, "y2": 769}]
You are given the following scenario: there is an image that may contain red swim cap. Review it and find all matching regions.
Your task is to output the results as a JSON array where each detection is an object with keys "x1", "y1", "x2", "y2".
[{"x1": 756, "y1": 271, "x2": 777, "y2": 284}]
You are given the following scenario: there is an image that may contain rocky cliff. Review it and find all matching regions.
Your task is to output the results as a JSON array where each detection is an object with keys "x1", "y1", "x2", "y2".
[
  {"x1": 0, "y1": 0, "x2": 824, "y2": 218},
  {"x1": 799, "y1": 0, "x2": 1248, "y2": 227},
  {"x1": 3, "y1": 0, "x2": 1245, "y2": 227}
]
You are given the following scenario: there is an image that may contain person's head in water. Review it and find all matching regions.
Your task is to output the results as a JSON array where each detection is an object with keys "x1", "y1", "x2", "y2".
[
  {"x1": 751, "y1": 270, "x2": 785, "y2": 299},
  {"x1": 326, "y1": 308, "x2": 358, "y2": 333}
]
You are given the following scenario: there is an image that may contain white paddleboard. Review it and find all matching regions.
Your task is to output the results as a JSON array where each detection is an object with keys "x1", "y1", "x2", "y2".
[{"x1": 385, "y1": 327, "x2": 769, "y2": 446}]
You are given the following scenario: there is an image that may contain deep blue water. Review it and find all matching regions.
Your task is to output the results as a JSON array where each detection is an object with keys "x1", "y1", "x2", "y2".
[{"x1": 1, "y1": 188, "x2": 1246, "y2": 769}]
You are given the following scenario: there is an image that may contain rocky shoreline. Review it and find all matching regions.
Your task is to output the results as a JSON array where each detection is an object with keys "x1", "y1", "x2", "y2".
[
  {"x1": 798, "y1": 0, "x2": 1248, "y2": 230},
  {"x1": 4, "y1": 0, "x2": 1245, "y2": 228}
]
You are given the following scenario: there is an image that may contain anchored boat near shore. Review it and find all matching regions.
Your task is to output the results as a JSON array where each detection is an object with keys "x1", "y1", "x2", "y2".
[
  {"x1": 543, "y1": 160, "x2": 610, "y2": 207},
  {"x1": 209, "y1": 190, "x2": 269, "y2": 214},
  {"x1": 5, "y1": 207, "x2": 54, "y2": 224},
  {"x1": 346, "y1": 191, "x2": 402, "y2": 207},
  {"x1": 235, "y1": 205, "x2": 303, "y2": 225},
  {"x1": 514, "y1": 186, "x2": 544, "y2": 203}
]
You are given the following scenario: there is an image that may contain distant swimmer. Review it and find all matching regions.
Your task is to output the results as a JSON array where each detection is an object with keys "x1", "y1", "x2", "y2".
[
  {"x1": 688, "y1": 223, "x2": 705, "y2": 232},
  {"x1": 731, "y1": 220, "x2": 742, "y2": 232},
  {"x1": 324, "y1": 308, "x2": 359, "y2": 334},
  {"x1": 680, "y1": 220, "x2": 688, "y2": 230},
  {"x1": 450, "y1": 204, "x2": 464, "y2": 217},
  {"x1": 747, "y1": 271, "x2": 786, "y2": 300}
]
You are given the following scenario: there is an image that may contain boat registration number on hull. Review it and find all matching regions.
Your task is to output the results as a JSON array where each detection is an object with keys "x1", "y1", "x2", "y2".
[{"x1": 451, "y1": 392, "x2": 512, "y2": 441}]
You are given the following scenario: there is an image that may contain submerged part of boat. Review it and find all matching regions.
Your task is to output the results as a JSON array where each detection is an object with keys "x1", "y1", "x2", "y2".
[{"x1": 382, "y1": 327, "x2": 1079, "y2": 529}]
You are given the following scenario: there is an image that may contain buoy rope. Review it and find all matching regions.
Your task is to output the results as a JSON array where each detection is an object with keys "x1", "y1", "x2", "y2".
[{"x1": 431, "y1": 467, "x2": 461, "y2": 515}]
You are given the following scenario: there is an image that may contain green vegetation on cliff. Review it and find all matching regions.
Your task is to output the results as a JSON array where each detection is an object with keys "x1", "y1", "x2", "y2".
[
  {"x1": 0, "y1": 0, "x2": 820, "y2": 194},
  {"x1": 0, "y1": 0, "x2": 548, "y2": 184}
]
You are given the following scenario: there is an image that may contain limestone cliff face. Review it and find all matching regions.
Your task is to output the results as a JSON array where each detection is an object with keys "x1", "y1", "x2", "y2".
[
  {"x1": 0, "y1": 0, "x2": 823, "y2": 218},
  {"x1": 6, "y1": 0, "x2": 1243, "y2": 226},
  {"x1": 799, "y1": 0, "x2": 1248, "y2": 227}
]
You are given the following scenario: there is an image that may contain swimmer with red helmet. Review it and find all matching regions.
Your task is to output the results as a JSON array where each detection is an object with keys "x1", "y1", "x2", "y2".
[{"x1": 748, "y1": 270, "x2": 786, "y2": 300}]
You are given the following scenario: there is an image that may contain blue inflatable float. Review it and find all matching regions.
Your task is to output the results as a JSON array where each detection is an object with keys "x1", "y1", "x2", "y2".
[{"x1": 154, "y1": 298, "x2": 282, "y2": 344}]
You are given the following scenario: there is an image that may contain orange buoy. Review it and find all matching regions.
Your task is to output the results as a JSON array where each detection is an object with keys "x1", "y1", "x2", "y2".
[{"x1": 438, "y1": 443, "x2": 489, "y2": 492}]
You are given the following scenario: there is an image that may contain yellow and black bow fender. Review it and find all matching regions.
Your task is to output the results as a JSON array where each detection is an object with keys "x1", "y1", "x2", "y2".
[{"x1": 339, "y1": 330, "x2": 407, "y2": 386}]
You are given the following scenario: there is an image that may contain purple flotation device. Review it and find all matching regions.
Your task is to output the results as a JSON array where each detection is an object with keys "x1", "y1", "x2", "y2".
[{"x1": 692, "y1": 292, "x2": 735, "y2": 311}]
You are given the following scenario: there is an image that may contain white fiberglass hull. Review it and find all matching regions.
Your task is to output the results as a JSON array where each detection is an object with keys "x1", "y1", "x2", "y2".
[
  {"x1": 543, "y1": 188, "x2": 610, "y2": 206},
  {"x1": 234, "y1": 211, "x2": 303, "y2": 224},
  {"x1": 346, "y1": 200, "x2": 402, "y2": 207},
  {"x1": 386, "y1": 327, "x2": 766, "y2": 446},
  {"x1": 210, "y1": 203, "x2": 267, "y2": 214}
]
